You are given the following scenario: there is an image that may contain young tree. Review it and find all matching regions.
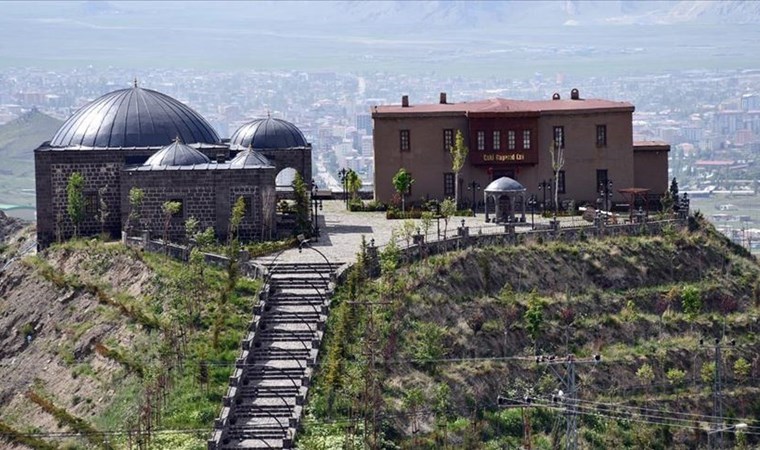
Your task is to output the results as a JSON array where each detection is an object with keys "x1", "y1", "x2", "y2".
[
  {"x1": 261, "y1": 186, "x2": 276, "y2": 241},
  {"x1": 127, "y1": 187, "x2": 145, "y2": 234},
  {"x1": 346, "y1": 169, "x2": 362, "y2": 202},
  {"x1": 292, "y1": 172, "x2": 310, "y2": 235},
  {"x1": 161, "y1": 201, "x2": 182, "y2": 251},
  {"x1": 97, "y1": 184, "x2": 109, "y2": 235},
  {"x1": 66, "y1": 172, "x2": 85, "y2": 238},
  {"x1": 392, "y1": 168, "x2": 414, "y2": 212},
  {"x1": 524, "y1": 291, "x2": 544, "y2": 355},
  {"x1": 450, "y1": 129, "x2": 469, "y2": 209},
  {"x1": 549, "y1": 142, "x2": 565, "y2": 220},
  {"x1": 229, "y1": 195, "x2": 246, "y2": 245},
  {"x1": 440, "y1": 197, "x2": 456, "y2": 238}
]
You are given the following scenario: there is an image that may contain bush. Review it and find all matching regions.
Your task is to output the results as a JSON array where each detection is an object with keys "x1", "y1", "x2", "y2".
[
  {"x1": 349, "y1": 199, "x2": 387, "y2": 212},
  {"x1": 386, "y1": 209, "x2": 423, "y2": 220}
]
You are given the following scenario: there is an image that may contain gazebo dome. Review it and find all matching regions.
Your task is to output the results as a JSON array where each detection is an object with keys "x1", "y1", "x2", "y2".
[
  {"x1": 50, "y1": 85, "x2": 220, "y2": 148},
  {"x1": 484, "y1": 177, "x2": 526, "y2": 193},
  {"x1": 144, "y1": 139, "x2": 211, "y2": 167},
  {"x1": 229, "y1": 147, "x2": 274, "y2": 168},
  {"x1": 229, "y1": 117, "x2": 308, "y2": 150}
]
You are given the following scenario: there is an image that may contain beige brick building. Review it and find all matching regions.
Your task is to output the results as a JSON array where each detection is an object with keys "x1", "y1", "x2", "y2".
[{"x1": 372, "y1": 91, "x2": 669, "y2": 213}]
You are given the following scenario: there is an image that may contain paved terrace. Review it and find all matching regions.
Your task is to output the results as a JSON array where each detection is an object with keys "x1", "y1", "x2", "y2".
[{"x1": 254, "y1": 200, "x2": 597, "y2": 266}]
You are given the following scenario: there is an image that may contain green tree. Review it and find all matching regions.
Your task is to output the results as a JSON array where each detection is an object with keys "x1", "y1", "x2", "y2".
[
  {"x1": 162, "y1": 201, "x2": 182, "y2": 250},
  {"x1": 681, "y1": 285, "x2": 702, "y2": 324},
  {"x1": 450, "y1": 129, "x2": 468, "y2": 208},
  {"x1": 66, "y1": 172, "x2": 85, "y2": 237},
  {"x1": 734, "y1": 357, "x2": 751, "y2": 380},
  {"x1": 292, "y1": 172, "x2": 310, "y2": 235},
  {"x1": 345, "y1": 169, "x2": 362, "y2": 201},
  {"x1": 229, "y1": 196, "x2": 246, "y2": 244},
  {"x1": 666, "y1": 368, "x2": 686, "y2": 386},
  {"x1": 440, "y1": 197, "x2": 456, "y2": 239},
  {"x1": 392, "y1": 168, "x2": 414, "y2": 212},
  {"x1": 701, "y1": 362, "x2": 716, "y2": 384},
  {"x1": 636, "y1": 363, "x2": 655, "y2": 384},
  {"x1": 127, "y1": 187, "x2": 145, "y2": 233},
  {"x1": 185, "y1": 216, "x2": 199, "y2": 245},
  {"x1": 97, "y1": 185, "x2": 109, "y2": 235},
  {"x1": 524, "y1": 291, "x2": 544, "y2": 355}
]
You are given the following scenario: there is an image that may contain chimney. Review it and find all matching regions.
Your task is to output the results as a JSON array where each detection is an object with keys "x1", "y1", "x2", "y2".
[
  {"x1": 440, "y1": 92, "x2": 447, "y2": 104},
  {"x1": 402, "y1": 95, "x2": 409, "y2": 107},
  {"x1": 552, "y1": 93, "x2": 561, "y2": 100},
  {"x1": 570, "y1": 88, "x2": 579, "y2": 100}
]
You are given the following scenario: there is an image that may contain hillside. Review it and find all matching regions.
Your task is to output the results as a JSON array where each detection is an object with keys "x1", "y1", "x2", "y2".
[
  {"x1": 302, "y1": 219, "x2": 760, "y2": 449},
  {"x1": 0, "y1": 109, "x2": 62, "y2": 208},
  {"x1": 0, "y1": 239, "x2": 259, "y2": 450}
]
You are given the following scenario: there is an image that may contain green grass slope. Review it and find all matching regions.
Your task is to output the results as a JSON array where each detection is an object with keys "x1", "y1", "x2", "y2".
[
  {"x1": 0, "y1": 109, "x2": 62, "y2": 206},
  {"x1": 303, "y1": 219, "x2": 760, "y2": 449}
]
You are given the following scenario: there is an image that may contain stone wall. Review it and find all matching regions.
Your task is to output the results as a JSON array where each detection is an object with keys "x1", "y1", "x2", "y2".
[
  {"x1": 121, "y1": 166, "x2": 276, "y2": 243},
  {"x1": 35, "y1": 148, "x2": 157, "y2": 247},
  {"x1": 258, "y1": 146, "x2": 313, "y2": 188}
]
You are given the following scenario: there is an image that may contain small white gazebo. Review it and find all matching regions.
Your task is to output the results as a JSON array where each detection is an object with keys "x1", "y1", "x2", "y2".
[{"x1": 484, "y1": 177, "x2": 527, "y2": 223}]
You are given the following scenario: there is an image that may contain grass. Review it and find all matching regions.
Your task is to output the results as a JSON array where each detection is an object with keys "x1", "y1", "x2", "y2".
[
  {"x1": 18, "y1": 239, "x2": 262, "y2": 449},
  {"x1": 301, "y1": 222, "x2": 760, "y2": 449}
]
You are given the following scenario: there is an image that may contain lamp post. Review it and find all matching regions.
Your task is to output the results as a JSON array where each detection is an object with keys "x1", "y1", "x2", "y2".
[
  {"x1": 527, "y1": 195, "x2": 537, "y2": 229},
  {"x1": 599, "y1": 179, "x2": 613, "y2": 216},
  {"x1": 310, "y1": 181, "x2": 322, "y2": 239},
  {"x1": 467, "y1": 181, "x2": 481, "y2": 215},
  {"x1": 538, "y1": 179, "x2": 552, "y2": 215},
  {"x1": 338, "y1": 168, "x2": 348, "y2": 210},
  {"x1": 430, "y1": 201, "x2": 441, "y2": 240}
]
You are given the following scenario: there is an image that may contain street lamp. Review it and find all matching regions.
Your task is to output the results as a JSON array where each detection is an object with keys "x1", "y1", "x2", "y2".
[
  {"x1": 527, "y1": 195, "x2": 537, "y2": 229},
  {"x1": 538, "y1": 179, "x2": 552, "y2": 215},
  {"x1": 467, "y1": 181, "x2": 481, "y2": 215},
  {"x1": 599, "y1": 179, "x2": 613, "y2": 214},
  {"x1": 310, "y1": 181, "x2": 322, "y2": 239},
  {"x1": 338, "y1": 168, "x2": 348, "y2": 209}
]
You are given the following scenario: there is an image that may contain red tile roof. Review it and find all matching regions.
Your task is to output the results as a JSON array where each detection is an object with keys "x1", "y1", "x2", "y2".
[{"x1": 373, "y1": 97, "x2": 634, "y2": 115}]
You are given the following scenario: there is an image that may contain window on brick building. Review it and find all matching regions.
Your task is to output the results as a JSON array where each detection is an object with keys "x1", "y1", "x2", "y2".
[
  {"x1": 168, "y1": 198, "x2": 184, "y2": 219},
  {"x1": 444, "y1": 173, "x2": 455, "y2": 197},
  {"x1": 477, "y1": 131, "x2": 485, "y2": 151},
  {"x1": 553, "y1": 126, "x2": 564, "y2": 149},
  {"x1": 85, "y1": 191, "x2": 98, "y2": 217},
  {"x1": 493, "y1": 131, "x2": 501, "y2": 150},
  {"x1": 557, "y1": 170, "x2": 566, "y2": 194},
  {"x1": 443, "y1": 129, "x2": 453, "y2": 151},
  {"x1": 508, "y1": 130, "x2": 515, "y2": 150},
  {"x1": 596, "y1": 124, "x2": 607, "y2": 147},
  {"x1": 523, "y1": 129, "x2": 531, "y2": 149},
  {"x1": 400, "y1": 129, "x2": 410, "y2": 151}
]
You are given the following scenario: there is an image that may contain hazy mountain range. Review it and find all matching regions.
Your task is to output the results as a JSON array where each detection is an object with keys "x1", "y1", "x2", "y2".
[{"x1": 0, "y1": 1, "x2": 758, "y2": 74}]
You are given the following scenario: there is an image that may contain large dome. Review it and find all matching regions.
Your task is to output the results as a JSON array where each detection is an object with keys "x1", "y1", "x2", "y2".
[
  {"x1": 50, "y1": 86, "x2": 220, "y2": 148},
  {"x1": 229, "y1": 117, "x2": 307, "y2": 150}
]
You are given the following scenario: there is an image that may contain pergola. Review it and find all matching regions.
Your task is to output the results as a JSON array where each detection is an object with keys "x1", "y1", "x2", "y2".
[{"x1": 484, "y1": 177, "x2": 527, "y2": 223}]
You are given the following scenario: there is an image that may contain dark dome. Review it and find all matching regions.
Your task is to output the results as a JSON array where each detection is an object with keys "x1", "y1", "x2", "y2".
[
  {"x1": 229, "y1": 147, "x2": 273, "y2": 168},
  {"x1": 50, "y1": 86, "x2": 220, "y2": 148},
  {"x1": 229, "y1": 117, "x2": 307, "y2": 150},
  {"x1": 144, "y1": 139, "x2": 211, "y2": 167}
]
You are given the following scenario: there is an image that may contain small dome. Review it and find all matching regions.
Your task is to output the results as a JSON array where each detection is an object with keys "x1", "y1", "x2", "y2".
[
  {"x1": 484, "y1": 177, "x2": 526, "y2": 193},
  {"x1": 229, "y1": 117, "x2": 307, "y2": 150},
  {"x1": 50, "y1": 85, "x2": 220, "y2": 148},
  {"x1": 144, "y1": 139, "x2": 211, "y2": 167},
  {"x1": 229, "y1": 147, "x2": 273, "y2": 168}
]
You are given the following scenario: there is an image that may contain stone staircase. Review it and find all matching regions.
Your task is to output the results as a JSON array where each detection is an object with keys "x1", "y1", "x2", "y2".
[{"x1": 208, "y1": 261, "x2": 340, "y2": 450}]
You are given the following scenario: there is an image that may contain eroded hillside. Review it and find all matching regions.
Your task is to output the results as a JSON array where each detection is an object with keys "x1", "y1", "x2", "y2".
[
  {"x1": 0, "y1": 236, "x2": 259, "y2": 450},
  {"x1": 303, "y1": 220, "x2": 760, "y2": 449}
]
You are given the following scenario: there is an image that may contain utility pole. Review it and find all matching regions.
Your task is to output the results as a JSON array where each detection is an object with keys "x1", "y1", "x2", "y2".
[
  {"x1": 537, "y1": 353, "x2": 601, "y2": 450},
  {"x1": 701, "y1": 336, "x2": 735, "y2": 450}
]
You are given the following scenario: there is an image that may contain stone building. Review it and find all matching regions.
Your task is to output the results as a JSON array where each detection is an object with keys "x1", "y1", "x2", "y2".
[
  {"x1": 372, "y1": 90, "x2": 669, "y2": 212},
  {"x1": 34, "y1": 84, "x2": 310, "y2": 248}
]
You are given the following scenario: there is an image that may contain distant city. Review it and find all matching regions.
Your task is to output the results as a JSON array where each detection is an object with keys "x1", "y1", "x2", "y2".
[{"x1": 2, "y1": 67, "x2": 758, "y2": 195}]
